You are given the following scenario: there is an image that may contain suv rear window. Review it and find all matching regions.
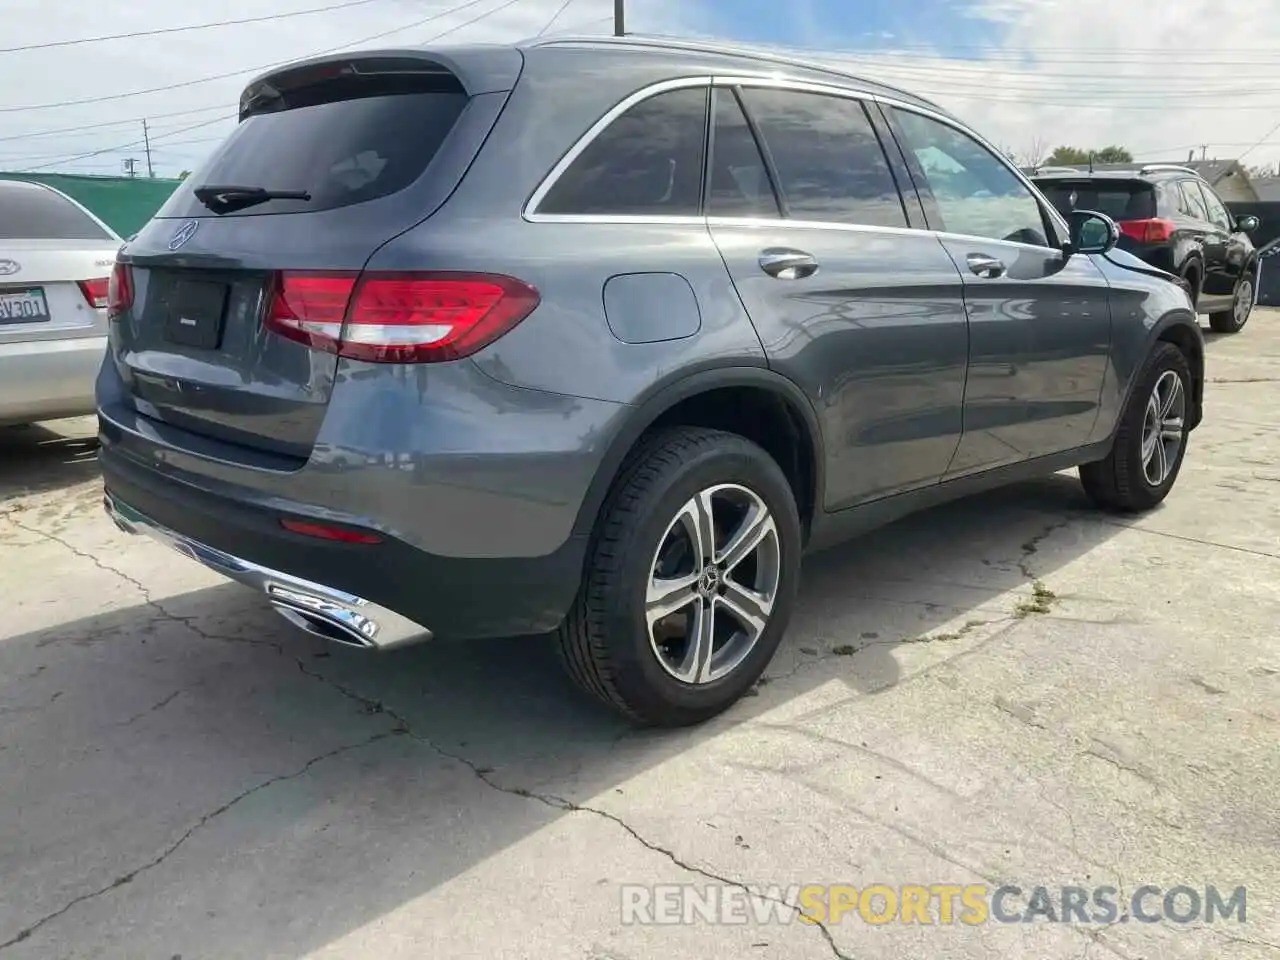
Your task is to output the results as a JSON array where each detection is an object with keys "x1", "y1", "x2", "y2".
[
  {"x1": 0, "y1": 182, "x2": 114, "y2": 241},
  {"x1": 160, "y1": 68, "x2": 468, "y2": 219},
  {"x1": 1035, "y1": 179, "x2": 1155, "y2": 222}
]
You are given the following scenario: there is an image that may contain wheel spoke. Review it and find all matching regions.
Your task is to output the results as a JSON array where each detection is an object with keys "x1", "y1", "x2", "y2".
[
  {"x1": 675, "y1": 490, "x2": 716, "y2": 567},
  {"x1": 1159, "y1": 376, "x2": 1182, "y2": 419},
  {"x1": 672, "y1": 600, "x2": 716, "y2": 684},
  {"x1": 718, "y1": 580, "x2": 773, "y2": 641},
  {"x1": 718, "y1": 502, "x2": 775, "y2": 573},
  {"x1": 646, "y1": 574, "x2": 699, "y2": 626},
  {"x1": 1161, "y1": 416, "x2": 1184, "y2": 442},
  {"x1": 1141, "y1": 423, "x2": 1159, "y2": 465},
  {"x1": 1151, "y1": 429, "x2": 1169, "y2": 484}
]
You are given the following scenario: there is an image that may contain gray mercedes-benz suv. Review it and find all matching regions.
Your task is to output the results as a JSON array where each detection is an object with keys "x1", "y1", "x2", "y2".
[{"x1": 98, "y1": 35, "x2": 1205, "y2": 727}]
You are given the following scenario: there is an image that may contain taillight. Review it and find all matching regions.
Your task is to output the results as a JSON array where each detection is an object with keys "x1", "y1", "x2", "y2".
[
  {"x1": 265, "y1": 271, "x2": 540, "y2": 363},
  {"x1": 77, "y1": 277, "x2": 110, "y2": 310},
  {"x1": 1118, "y1": 218, "x2": 1175, "y2": 244},
  {"x1": 106, "y1": 261, "x2": 133, "y2": 318}
]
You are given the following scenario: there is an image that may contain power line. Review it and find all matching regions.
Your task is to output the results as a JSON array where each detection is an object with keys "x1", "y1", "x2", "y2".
[
  {"x1": 0, "y1": 0, "x2": 394, "y2": 54},
  {"x1": 1238, "y1": 118, "x2": 1280, "y2": 162},
  {"x1": 0, "y1": 0, "x2": 496, "y2": 115},
  {"x1": 0, "y1": 105, "x2": 231, "y2": 145},
  {"x1": 17, "y1": 114, "x2": 236, "y2": 173},
  {"x1": 535, "y1": 0, "x2": 577, "y2": 38}
]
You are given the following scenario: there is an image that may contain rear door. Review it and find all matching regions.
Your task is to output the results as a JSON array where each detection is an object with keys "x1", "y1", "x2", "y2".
[
  {"x1": 1175, "y1": 179, "x2": 1228, "y2": 306},
  {"x1": 705, "y1": 82, "x2": 969, "y2": 510},
  {"x1": 110, "y1": 54, "x2": 512, "y2": 460},
  {"x1": 882, "y1": 105, "x2": 1112, "y2": 473},
  {"x1": 0, "y1": 181, "x2": 117, "y2": 346},
  {"x1": 1194, "y1": 182, "x2": 1248, "y2": 303}
]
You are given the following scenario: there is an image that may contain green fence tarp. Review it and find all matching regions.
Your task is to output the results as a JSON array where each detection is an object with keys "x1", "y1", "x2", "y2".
[{"x1": 0, "y1": 172, "x2": 182, "y2": 239}]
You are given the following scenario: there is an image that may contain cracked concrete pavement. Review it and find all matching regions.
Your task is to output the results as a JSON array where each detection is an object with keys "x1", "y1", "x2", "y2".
[{"x1": 1, "y1": 312, "x2": 1278, "y2": 960}]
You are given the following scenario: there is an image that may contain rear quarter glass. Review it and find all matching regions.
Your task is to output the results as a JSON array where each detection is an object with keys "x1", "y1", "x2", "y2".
[{"x1": 158, "y1": 81, "x2": 468, "y2": 219}]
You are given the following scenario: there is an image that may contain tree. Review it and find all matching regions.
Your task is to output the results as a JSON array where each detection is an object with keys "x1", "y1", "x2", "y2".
[
  {"x1": 177, "y1": 170, "x2": 191, "y2": 180},
  {"x1": 1016, "y1": 136, "x2": 1050, "y2": 169},
  {"x1": 1046, "y1": 145, "x2": 1133, "y2": 166}
]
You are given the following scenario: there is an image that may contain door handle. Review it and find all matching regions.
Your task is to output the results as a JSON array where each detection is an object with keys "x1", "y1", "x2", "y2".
[
  {"x1": 966, "y1": 253, "x2": 1006, "y2": 278},
  {"x1": 759, "y1": 248, "x2": 819, "y2": 280}
]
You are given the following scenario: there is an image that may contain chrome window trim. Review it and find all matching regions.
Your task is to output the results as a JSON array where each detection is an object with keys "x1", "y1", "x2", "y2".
[{"x1": 523, "y1": 72, "x2": 1073, "y2": 248}]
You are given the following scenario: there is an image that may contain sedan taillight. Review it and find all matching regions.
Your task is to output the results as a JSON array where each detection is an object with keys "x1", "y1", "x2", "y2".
[
  {"x1": 106, "y1": 261, "x2": 134, "y2": 318},
  {"x1": 265, "y1": 271, "x2": 540, "y2": 363},
  {"x1": 77, "y1": 277, "x2": 110, "y2": 310}
]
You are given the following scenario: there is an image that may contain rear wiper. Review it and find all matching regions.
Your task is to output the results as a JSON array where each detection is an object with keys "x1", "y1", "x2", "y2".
[{"x1": 193, "y1": 184, "x2": 311, "y2": 214}]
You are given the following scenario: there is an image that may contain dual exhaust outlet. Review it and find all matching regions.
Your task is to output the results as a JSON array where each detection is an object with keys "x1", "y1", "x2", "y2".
[{"x1": 104, "y1": 493, "x2": 433, "y2": 651}]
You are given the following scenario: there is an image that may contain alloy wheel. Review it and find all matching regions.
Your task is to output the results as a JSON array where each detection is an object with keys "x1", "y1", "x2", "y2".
[
  {"x1": 646, "y1": 483, "x2": 781, "y2": 685},
  {"x1": 1141, "y1": 369, "x2": 1185, "y2": 487},
  {"x1": 1235, "y1": 277, "x2": 1254, "y2": 327}
]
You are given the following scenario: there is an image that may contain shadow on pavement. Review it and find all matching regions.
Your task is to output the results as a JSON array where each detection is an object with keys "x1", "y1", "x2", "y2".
[
  {"x1": 0, "y1": 420, "x2": 99, "y2": 501},
  {"x1": 0, "y1": 473, "x2": 1128, "y2": 956}
]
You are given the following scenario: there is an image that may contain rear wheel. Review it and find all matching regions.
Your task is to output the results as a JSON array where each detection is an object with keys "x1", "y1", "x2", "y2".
[
  {"x1": 1180, "y1": 264, "x2": 1201, "y2": 311},
  {"x1": 1079, "y1": 341, "x2": 1191, "y2": 512},
  {"x1": 556, "y1": 426, "x2": 801, "y2": 727},
  {"x1": 1209, "y1": 272, "x2": 1254, "y2": 334}
]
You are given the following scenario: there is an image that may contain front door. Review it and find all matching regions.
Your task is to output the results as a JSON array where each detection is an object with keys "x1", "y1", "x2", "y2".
[
  {"x1": 881, "y1": 105, "x2": 1113, "y2": 475},
  {"x1": 1194, "y1": 182, "x2": 1249, "y2": 306},
  {"x1": 704, "y1": 83, "x2": 969, "y2": 511}
]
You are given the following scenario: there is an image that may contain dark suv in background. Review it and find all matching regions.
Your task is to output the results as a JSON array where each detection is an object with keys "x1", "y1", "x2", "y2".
[
  {"x1": 99, "y1": 36, "x2": 1205, "y2": 727},
  {"x1": 1032, "y1": 164, "x2": 1260, "y2": 333}
]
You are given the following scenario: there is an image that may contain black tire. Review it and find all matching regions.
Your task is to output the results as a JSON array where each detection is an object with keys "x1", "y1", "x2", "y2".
[
  {"x1": 1208, "y1": 270, "x2": 1255, "y2": 334},
  {"x1": 556, "y1": 426, "x2": 802, "y2": 727},
  {"x1": 1079, "y1": 341, "x2": 1192, "y2": 513}
]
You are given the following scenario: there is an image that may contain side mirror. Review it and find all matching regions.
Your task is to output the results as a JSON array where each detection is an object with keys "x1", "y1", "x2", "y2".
[
  {"x1": 1236, "y1": 214, "x2": 1260, "y2": 234},
  {"x1": 1067, "y1": 209, "x2": 1119, "y2": 255}
]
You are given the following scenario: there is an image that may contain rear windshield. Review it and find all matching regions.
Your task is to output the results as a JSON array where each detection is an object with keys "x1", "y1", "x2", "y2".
[
  {"x1": 160, "y1": 83, "x2": 467, "y2": 218},
  {"x1": 0, "y1": 182, "x2": 114, "y2": 241},
  {"x1": 1035, "y1": 179, "x2": 1155, "y2": 222}
]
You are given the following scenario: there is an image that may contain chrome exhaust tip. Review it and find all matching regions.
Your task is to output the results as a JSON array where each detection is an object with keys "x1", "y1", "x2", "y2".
[{"x1": 270, "y1": 601, "x2": 376, "y2": 649}]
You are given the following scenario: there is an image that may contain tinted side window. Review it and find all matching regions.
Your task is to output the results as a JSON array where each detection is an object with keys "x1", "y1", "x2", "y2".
[
  {"x1": 538, "y1": 87, "x2": 708, "y2": 216},
  {"x1": 1179, "y1": 180, "x2": 1210, "y2": 221},
  {"x1": 0, "y1": 183, "x2": 114, "y2": 241},
  {"x1": 707, "y1": 89, "x2": 779, "y2": 218},
  {"x1": 738, "y1": 88, "x2": 906, "y2": 228},
  {"x1": 1197, "y1": 184, "x2": 1231, "y2": 230},
  {"x1": 889, "y1": 108, "x2": 1049, "y2": 247}
]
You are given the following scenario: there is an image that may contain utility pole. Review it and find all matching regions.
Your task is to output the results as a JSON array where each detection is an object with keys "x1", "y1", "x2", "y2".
[
  {"x1": 122, "y1": 158, "x2": 138, "y2": 178},
  {"x1": 142, "y1": 119, "x2": 154, "y2": 178},
  {"x1": 1200, "y1": 145, "x2": 1208, "y2": 161},
  {"x1": 613, "y1": 0, "x2": 624, "y2": 36}
]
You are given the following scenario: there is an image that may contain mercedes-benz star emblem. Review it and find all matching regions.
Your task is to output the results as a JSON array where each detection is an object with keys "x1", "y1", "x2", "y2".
[
  {"x1": 0, "y1": 259, "x2": 20, "y2": 276},
  {"x1": 168, "y1": 219, "x2": 199, "y2": 251}
]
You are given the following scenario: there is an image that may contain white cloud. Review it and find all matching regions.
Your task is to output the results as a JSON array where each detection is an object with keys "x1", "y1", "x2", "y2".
[
  {"x1": 821, "y1": 0, "x2": 1280, "y2": 172},
  {"x1": 1, "y1": 0, "x2": 1277, "y2": 177}
]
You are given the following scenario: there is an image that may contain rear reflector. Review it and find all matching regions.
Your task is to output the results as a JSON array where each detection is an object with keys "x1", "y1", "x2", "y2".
[
  {"x1": 106, "y1": 261, "x2": 134, "y2": 318},
  {"x1": 279, "y1": 518, "x2": 383, "y2": 544},
  {"x1": 265, "y1": 271, "x2": 540, "y2": 363},
  {"x1": 78, "y1": 277, "x2": 110, "y2": 310},
  {"x1": 1118, "y1": 218, "x2": 1176, "y2": 244}
]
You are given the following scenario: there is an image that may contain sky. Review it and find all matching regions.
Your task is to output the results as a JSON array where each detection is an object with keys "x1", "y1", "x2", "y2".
[{"x1": 0, "y1": 0, "x2": 1277, "y2": 178}]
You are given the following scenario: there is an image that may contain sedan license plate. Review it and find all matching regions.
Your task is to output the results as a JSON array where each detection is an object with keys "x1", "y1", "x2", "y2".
[{"x1": 0, "y1": 288, "x2": 49, "y2": 324}]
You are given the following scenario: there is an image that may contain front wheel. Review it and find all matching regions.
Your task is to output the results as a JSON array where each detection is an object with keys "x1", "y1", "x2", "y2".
[
  {"x1": 556, "y1": 426, "x2": 802, "y2": 727},
  {"x1": 1079, "y1": 341, "x2": 1191, "y2": 512},
  {"x1": 1208, "y1": 272, "x2": 1255, "y2": 334}
]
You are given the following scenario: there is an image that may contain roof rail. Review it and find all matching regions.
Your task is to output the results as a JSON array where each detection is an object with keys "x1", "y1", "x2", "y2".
[
  {"x1": 1032, "y1": 165, "x2": 1083, "y2": 174},
  {"x1": 1139, "y1": 163, "x2": 1200, "y2": 177},
  {"x1": 528, "y1": 33, "x2": 947, "y2": 113}
]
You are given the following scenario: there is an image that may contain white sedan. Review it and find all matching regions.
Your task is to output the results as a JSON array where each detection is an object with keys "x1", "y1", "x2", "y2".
[{"x1": 0, "y1": 179, "x2": 123, "y2": 426}]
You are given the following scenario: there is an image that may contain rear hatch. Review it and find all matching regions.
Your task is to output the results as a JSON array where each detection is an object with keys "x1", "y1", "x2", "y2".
[
  {"x1": 1033, "y1": 177, "x2": 1160, "y2": 253},
  {"x1": 0, "y1": 181, "x2": 118, "y2": 345},
  {"x1": 110, "y1": 50, "x2": 520, "y2": 460}
]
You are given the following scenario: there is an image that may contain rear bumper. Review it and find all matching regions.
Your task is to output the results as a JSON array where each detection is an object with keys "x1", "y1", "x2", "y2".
[
  {"x1": 0, "y1": 335, "x2": 104, "y2": 425},
  {"x1": 105, "y1": 492, "x2": 432, "y2": 650},
  {"x1": 98, "y1": 431, "x2": 590, "y2": 641}
]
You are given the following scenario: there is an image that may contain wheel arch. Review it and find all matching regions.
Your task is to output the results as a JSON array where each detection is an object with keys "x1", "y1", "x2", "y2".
[
  {"x1": 1149, "y1": 314, "x2": 1205, "y2": 430},
  {"x1": 570, "y1": 367, "x2": 825, "y2": 545}
]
